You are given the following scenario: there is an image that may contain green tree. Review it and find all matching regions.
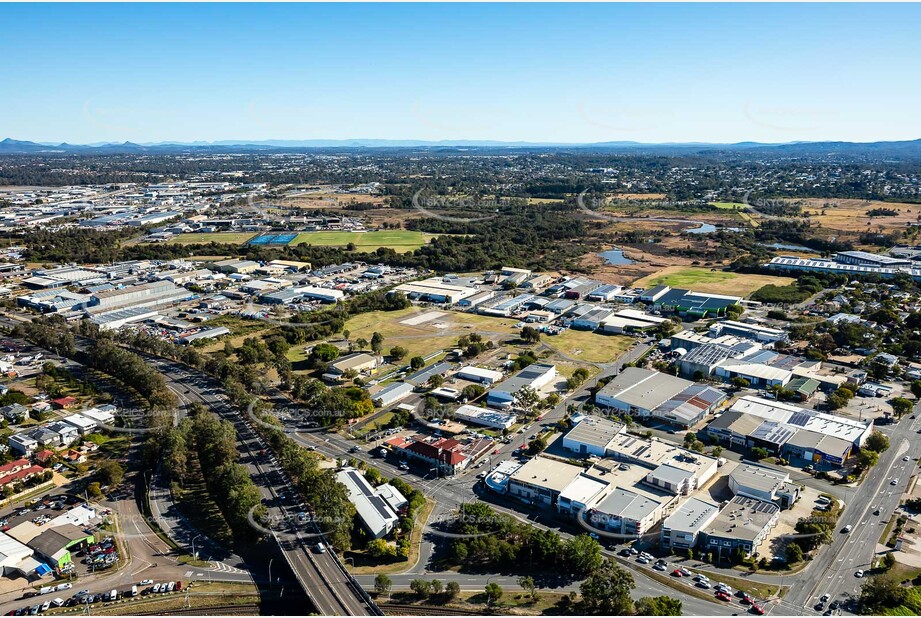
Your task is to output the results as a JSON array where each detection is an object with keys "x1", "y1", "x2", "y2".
[
  {"x1": 371, "y1": 332, "x2": 384, "y2": 355},
  {"x1": 857, "y1": 449, "x2": 879, "y2": 470},
  {"x1": 882, "y1": 552, "x2": 897, "y2": 571},
  {"x1": 389, "y1": 346, "x2": 408, "y2": 361},
  {"x1": 751, "y1": 447, "x2": 771, "y2": 460},
  {"x1": 484, "y1": 582, "x2": 503, "y2": 606},
  {"x1": 518, "y1": 575, "x2": 537, "y2": 601},
  {"x1": 445, "y1": 580, "x2": 460, "y2": 600},
  {"x1": 410, "y1": 578, "x2": 431, "y2": 599},
  {"x1": 911, "y1": 380, "x2": 921, "y2": 399},
  {"x1": 859, "y1": 573, "x2": 907, "y2": 614},
  {"x1": 580, "y1": 560, "x2": 635, "y2": 615},
  {"x1": 410, "y1": 356, "x2": 425, "y2": 370},
  {"x1": 87, "y1": 482, "x2": 102, "y2": 498},
  {"x1": 891, "y1": 397, "x2": 913, "y2": 418},
  {"x1": 97, "y1": 460, "x2": 125, "y2": 487},
  {"x1": 635, "y1": 596, "x2": 683, "y2": 616},
  {"x1": 785, "y1": 542, "x2": 804, "y2": 564},
  {"x1": 374, "y1": 574, "x2": 392, "y2": 596},
  {"x1": 866, "y1": 430, "x2": 890, "y2": 453},
  {"x1": 565, "y1": 534, "x2": 603, "y2": 576},
  {"x1": 430, "y1": 579, "x2": 443, "y2": 594},
  {"x1": 520, "y1": 326, "x2": 541, "y2": 344}
]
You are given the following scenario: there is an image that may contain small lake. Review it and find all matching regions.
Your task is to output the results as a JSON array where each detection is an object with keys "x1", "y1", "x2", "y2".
[
  {"x1": 766, "y1": 242, "x2": 819, "y2": 253},
  {"x1": 598, "y1": 249, "x2": 634, "y2": 265},
  {"x1": 684, "y1": 223, "x2": 718, "y2": 234}
]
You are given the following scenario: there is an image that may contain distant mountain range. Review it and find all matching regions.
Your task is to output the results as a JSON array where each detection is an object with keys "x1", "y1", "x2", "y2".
[{"x1": 3, "y1": 136, "x2": 921, "y2": 157}]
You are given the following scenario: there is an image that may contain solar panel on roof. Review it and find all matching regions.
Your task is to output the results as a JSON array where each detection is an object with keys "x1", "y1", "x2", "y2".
[{"x1": 788, "y1": 411, "x2": 811, "y2": 427}]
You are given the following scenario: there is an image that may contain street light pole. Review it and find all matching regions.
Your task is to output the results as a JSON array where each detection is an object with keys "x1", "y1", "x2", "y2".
[
  {"x1": 268, "y1": 558, "x2": 273, "y2": 587},
  {"x1": 191, "y1": 534, "x2": 202, "y2": 560}
]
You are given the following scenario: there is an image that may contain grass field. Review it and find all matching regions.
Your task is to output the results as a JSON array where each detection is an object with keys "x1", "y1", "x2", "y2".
[
  {"x1": 633, "y1": 266, "x2": 796, "y2": 298},
  {"x1": 710, "y1": 201, "x2": 747, "y2": 210},
  {"x1": 290, "y1": 230, "x2": 438, "y2": 252},
  {"x1": 545, "y1": 330, "x2": 633, "y2": 363},
  {"x1": 800, "y1": 198, "x2": 921, "y2": 232},
  {"x1": 166, "y1": 232, "x2": 257, "y2": 244},
  {"x1": 328, "y1": 307, "x2": 520, "y2": 368}
]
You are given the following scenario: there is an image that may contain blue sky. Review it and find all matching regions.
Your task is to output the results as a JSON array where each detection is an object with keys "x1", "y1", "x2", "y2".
[{"x1": 3, "y1": 3, "x2": 920, "y2": 144}]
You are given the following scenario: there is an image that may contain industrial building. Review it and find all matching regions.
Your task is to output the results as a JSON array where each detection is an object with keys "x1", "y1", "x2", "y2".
[
  {"x1": 507, "y1": 456, "x2": 585, "y2": 507},
  {"x1": 728, "y1": 464, "x2": 800, "y2": 509},
  {"x1": 708, "y1": 320, "x2": 787, "y2": 344},
  {"x1": 261, "y1": 285, "x2": 345, "y2": 304},
  {"x1": 700, "y1": 496, "x2": 780, "y2": 559},
  {"x1": 325, "y1": 353, "x2": 378, "y2": 379},
  {"x1": 660, "y1": 497, "x2": 720, "y2": 551},
  {"x1": 454, "y1": 404, "x2": 517, "y2": 430},
  {"x1": 766, "y1": 254, "x2": 921, "y2": 281},
  {"x1": 455, "y1": 366, "x2": 504, "y2": 385},
  {"x1": 487, "y1": 363, "x2": 557, "y2": 408},
  {"x1": 371, "y1": 381, "x2": 415, "y2": 408},
  {"x1": 644, "y1": 288, "x2": 742, "y2": 319},
  {"x1": 393, "y1": 278, "x2": 479, "y2": 304},
  {"x1": 588, "y1": 488, "x2": 664, "y2": 537},
  {"x1": 595, "y1": 367, "x2": 726, "y2": 427},
  {"x1": 84, "y1": 280, "x2": 191, "y2": 315},
  {"x1": 561, "y1": 416, "x2": 626, "y2": 457}
]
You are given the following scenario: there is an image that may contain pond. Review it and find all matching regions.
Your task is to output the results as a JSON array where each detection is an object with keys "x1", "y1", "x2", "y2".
[
  {"x1": 598, "y1": 249, "x2": 634, "y2": 265},
  {"x1": 684, "y1": 223, "x2": 718, "y2": 234}
]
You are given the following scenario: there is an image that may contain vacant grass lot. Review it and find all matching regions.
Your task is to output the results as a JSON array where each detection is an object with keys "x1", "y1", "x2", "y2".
[
  {"x1": 710, "y1": 202, "x2": 747, "y2": 210},
  {"x1": 545, "y1": 329, "x2": 633, "y2": 363},
  {"x1": 633, "y1": 266, "x2": 796, "y2": 298},
  {"x1": 290, "y1": 230, "x2": 438, "y2": 252},
  {"x1": 166, "y1": 232, "x2": 257, "y2": 244}
]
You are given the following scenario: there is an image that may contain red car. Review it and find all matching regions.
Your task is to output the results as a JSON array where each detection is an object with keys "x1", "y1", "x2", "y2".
[
  {"x1": 750, "y1": 604, "x2": 765, "y2": 615},
  {"x1": 716, "y1": 591, "x2": 732, "y2": 602},
  {"x1": 175, "y1": 581, "x2": 183, "y2": 591},
  {"x1": 671, "y1": 569, "x2": 684, "y2": 577},
  {"x1": 741, "y1": 594, "x2": 753, "y2": 605}
]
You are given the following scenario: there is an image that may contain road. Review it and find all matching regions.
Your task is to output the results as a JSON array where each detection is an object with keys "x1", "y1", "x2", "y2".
[{"x1": 143, "y1": 355, "x2": 379, "y2": 616}]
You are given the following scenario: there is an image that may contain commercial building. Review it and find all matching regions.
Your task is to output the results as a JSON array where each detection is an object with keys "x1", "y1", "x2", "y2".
[
  {"x1": 262, "y1": 285, "x2": 345, "y2": 304},
  {"x1": 29, "y1": 524, "x2": 94, "y2": 569},
  {"x1": 561, "y1": 416, "x2": 626, "y2": 457},
  {"x1": 325, "y1": 353, "x2": 378, "y2": 378},
  {"x1": 595, "y1": 367, "x2": 726, "y2": 427},
  {"x1": 660, "y1": 497, "x2": 720, "y2": 551},
  {"x1": 708, "y1": 320, "x2": 787, "y2": 344},
  {"x1": 602, "y1": 433, "x2": 719, "y2": 493},
  {"x1": 85, "y1": 281, "x2": 191, "y2": 315},
  {"x1": 404, "y1": 361, "x2": 452, "y2": 387},
  {"x1": 0, "y1": 532, "x2": 38, "y2": 577},
  {"x1": 645, "y1": 288, "x2": 742, "y2": 319},
  {"x1": 371, "y1": 381, "x2": 415, "y2": 408},
  {"x1": 728, "y1": 464, "x2": 800, "y2": 509},
  {"x1": 487, "y1": 363, "x2": 557, "y2": 408},
  {"x1": 507, "y1": 456, "x2": 585, "y2": 507},
  {"x1": 588, "y1": 488, "x2": 663, "y2": 537},
  {"x1": 766, "y1": 255, "x2": 921, "y2": 282},
  {"x1": 455, "y1": 366, "x2": 504, "y2": 385},
  {"x1": 557, "y1": 475, "x2": 611, "y2": 517},
  {"x1": 701, "y1": 496, "x2": 780, "y2": 559},
  {"x1": 393, "y1": 278, "x2": 479, "y2": 304},
  {"x1": 210, "y1": 259, "x2": 260, "y2": 274},
  {"x1": 454, "y1": 404, "x2": 517, "y2": 431},
  {"x1": 336, "y1": 467, "x2": 405, "y2": 539}
]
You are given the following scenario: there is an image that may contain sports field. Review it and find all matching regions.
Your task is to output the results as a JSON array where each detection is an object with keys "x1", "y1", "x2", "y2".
[
  {"x1": 633, "y1": 266, "x2": 795, "y2": 298},
  {"x1": 289, "y1": 230, "x2": 438, "y2": 252},
  {"x1": 545, "y1": 330, "x2": 633, "y2": 364},
  {"x1": 710, "y1": 202, "x2": 747, "y2": 210},
  {"x1": 166, "y1": 232, "x2": 257, "y2": 244}
]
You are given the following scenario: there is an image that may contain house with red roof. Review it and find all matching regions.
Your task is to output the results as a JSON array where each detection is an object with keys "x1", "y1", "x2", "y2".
[
  {"x1": 0, "y1": 458, "x2": 44, "y2": 487},
  {"x1": 51, "y1": 396, "x2": 78, "y2": 409}
]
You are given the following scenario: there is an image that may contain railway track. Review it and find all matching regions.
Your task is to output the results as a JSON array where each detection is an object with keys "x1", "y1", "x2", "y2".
[
  {"x1": 136, "y1": 603, "x2": 260, "y2": 615},
  {"x1": 378, "y1": 603, "x2": 483, "y2": 616}
]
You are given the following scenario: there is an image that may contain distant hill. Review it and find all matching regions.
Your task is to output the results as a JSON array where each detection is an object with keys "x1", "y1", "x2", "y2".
[{"x1": 2, "y1": 136, "x2": 921, "y2": 158}]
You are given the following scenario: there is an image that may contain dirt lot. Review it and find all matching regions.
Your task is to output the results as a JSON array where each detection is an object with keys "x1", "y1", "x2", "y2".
[{"x1": 798, "y1": 198, "x2": 921, "y2": 232}]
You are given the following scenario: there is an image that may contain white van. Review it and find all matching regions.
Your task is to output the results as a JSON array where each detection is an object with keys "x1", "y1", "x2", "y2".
[
  {"x1": 131, "y1": 585, "x2": 138, "y2": 597},
  {"x1": 108, "y1": 589, "x2": 118, "y2": 601}
]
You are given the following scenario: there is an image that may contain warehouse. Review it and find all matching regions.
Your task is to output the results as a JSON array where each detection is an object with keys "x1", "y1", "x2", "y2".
[
  {"x1": 766, "y1": 255, "x2": 921, "y2": 282},
  {"x1": 595, "y1": 367, "x2": 726, "y2": 427},
  {"x1": 647, "y1": 288, "x2": 742, "y2": 319},
  {"x1": 326, "y1": 353, "x2": 378, "y2": 378},
  {"x1": 729, "y1": 396, "x2": 873, "y2": 448},
  {"x1": 780, "y1": 430, "x2": 854, "y2": 468},
  {"x1": 570, "y1": 308, "x2": 614, "y2": 330},
  {"x1": 456, "y1": 290, "x2": 495, "y2": 308},
  {"x1": 454, "y1": 404, "x2": 517, "y2": 430},
  {"x1": 210, "y1": 259, "x2": 260, "y2": 274},
  {"x1": 588, "y1": 488, "x2": 664, "y2": 538},
  {"x1": 479, "y1": 293, "x2": 534, "y2": 317},
  {"x1": 455, "y1": 366, "x2": 504, "y2": 385},
  {"x1": 561, "y1": 415, "x2": 626, "y2": 457},
  {"x1": 90, "y1": 307, "x2": 160, "y2": 331},
  {"x1": 404, "y1": 362, "x2": 453, "y2": 387},
  {"x1": 21, "y1": 266, "x2": 108, "y2": 290},
  {"x1": 487, "y1": 363, "x2": 557, "y2": 408},
  {"x1": 85, "y1": 281, "x2": 191, "y2": 315},
  {"x1": 393, "y1": 278, "x2": 479, "y2": 304},
  {"x1": 178, "y1": 327, "x2": 232, "y2": 344},
  {"x1": 371, "y1": 381, "x2": 415, "y2": 408},
  {"x1": 602, "y1": 433, "x2": 719, "y2": 492},
  {"x1": 708, "y1": 320, "x2": 787, "y2": 344},
  {"x1": 0, "y1": 532, "x2": 38, "y2": 576},
  {"x1": 585, "y1": 284, "x2": 621, "y2": 302},
  {"x1": 660, "y1": 497, "x2": 720, "y2": 551}
]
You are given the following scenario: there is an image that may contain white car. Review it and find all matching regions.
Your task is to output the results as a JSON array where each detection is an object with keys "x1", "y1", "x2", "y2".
[
  {"x1": 653, "y1": 563, "x2": 667, "y2": 571},
  {"x1": 891, "y1": 479, "x2": 898, "y2": 485},
  {"x1": 152, "y1": 583, "x2": 161, "y2": 593},
  {"x1": 637, "y1": 556, "x2": 650, "y2": 564},
  {"x1": 56, "y1": 583, "x2": 72, "y2": 591},
  {"x1": 842, "y1": 525, "x2": 852, "y2": 533},
  {"x1": 696, "y1": 581, "x2": 712, "y2": 589},
  {"x1": 904, "y1": 456, "x2": 911, "y2": 462},
  {"x1": 140, "y1": 579, "x2": 153, "y2": 586},
  {"x1": 856, "y1": 569, "x2": 865, "y2": 578}
]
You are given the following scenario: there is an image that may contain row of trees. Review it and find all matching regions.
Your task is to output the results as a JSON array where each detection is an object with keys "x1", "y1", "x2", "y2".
[{"x1": 160, "y1": 406, "x2": 263, "y2": 543}]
